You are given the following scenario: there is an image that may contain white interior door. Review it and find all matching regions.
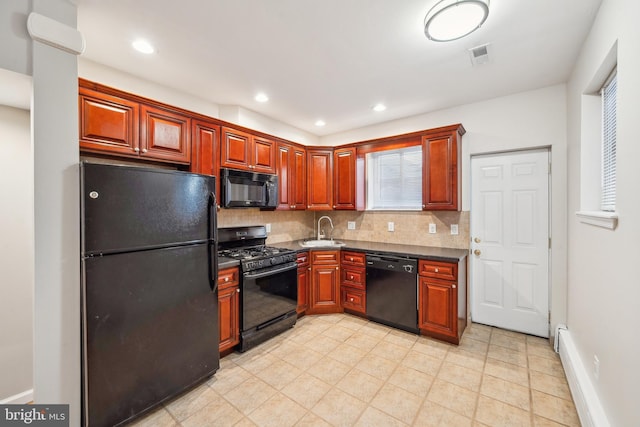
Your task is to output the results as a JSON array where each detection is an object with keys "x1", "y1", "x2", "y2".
[{"x1": 470, "y1": 149, "x2": 550, "y2": 337}]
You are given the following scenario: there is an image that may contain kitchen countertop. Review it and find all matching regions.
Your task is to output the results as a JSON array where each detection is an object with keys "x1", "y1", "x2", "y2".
[{"x1": 271, "y1": 239, "x2": 468, "y2": 262}]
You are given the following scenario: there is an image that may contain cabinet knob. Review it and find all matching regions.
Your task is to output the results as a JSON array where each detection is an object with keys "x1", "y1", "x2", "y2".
[
  {"x1": 474, "y1": 237, "x2": 481, "y2": 243},
  {"x1": 349, "y1": 257, "x2": 353, "y2": 261},
  {"x1": 134, "y1": 147, "x2": 140, "y2": 152},
  {"x1": 236, "y1": 288, "x2": 240, "y2": 293},
  {"x1": 452, "y1": 285, "x2": 456, "y2": 289},
  {"x1": 349, "y1": 275, "x2": 354, "y2": 280},
  {"x1": 422, "y1": 204, "x2": 426, "y2": 209},
  {"x1": 434, "y1": 268, "x2": 439, "y2": 273},
  {"x1": 224, "y1": 277, "x2": 229, "y2": 282},
  {"x1": 474, "y1": 249, "x2": 481, "y2": 256},
  {"x1": 333, "y1": 205, "x2": 336, "y2": 209},
  {"x1": 350, "y1": 298, "x2": 354, "y2": 302},
  {"x1": 336, "y1": 267, "x2": 339, "y2": 270},
  {"x1": 142, "y1": 148, "x2": 148, "y2": 153}
]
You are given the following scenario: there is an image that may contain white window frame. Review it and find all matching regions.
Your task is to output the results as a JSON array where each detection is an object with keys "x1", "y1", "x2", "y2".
[
  {"x1": 366, "y1": 145, "x2": 422, "y2": 211},
  {"x1": 600, "y1": 68, "x2": 616, "y2": 212}
]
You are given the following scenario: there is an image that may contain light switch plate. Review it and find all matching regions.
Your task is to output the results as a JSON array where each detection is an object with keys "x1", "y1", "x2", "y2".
[
  {"x1": 429, "y1": 223, "x2": 436, "y2": 234},
  {"x1": 388, "y1": 222, "x2": 394, "y2": 232},
  {"x1": 450, "y1": 224, "x2": 459, "y2": 235},
  {"x1": 265, "y1": 223, "x2": 271, "y2": 233},
  {"x1": 347, "y1": 221, "x2": 356, "y2": 230}
]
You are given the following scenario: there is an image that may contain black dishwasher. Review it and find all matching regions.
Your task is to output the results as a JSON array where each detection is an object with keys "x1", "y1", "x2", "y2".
[{"x1": 366, "y1": 254, "x2": 419, "y2": 334}]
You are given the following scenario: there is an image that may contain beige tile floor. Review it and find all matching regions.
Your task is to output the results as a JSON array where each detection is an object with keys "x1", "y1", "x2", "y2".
[{"x1": 131, "y1": 314, "x2": 580, "y2": 427}]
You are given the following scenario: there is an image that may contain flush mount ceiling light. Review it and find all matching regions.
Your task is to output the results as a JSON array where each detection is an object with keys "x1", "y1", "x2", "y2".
[
  {"x1": 132, "y1": 39, "x2": 154, "y2": 54},
  {"x1": 254, "y1": 93, "x2": 269, "y2": 103},
  {"x1": 315, "y1": 120, "x2": 326, "y2": 127},
  {"x1": 424, "y1": 0, "x2": 489, "y2": 42},
  {"x1": 372, "y1": 103, "x2": 387, "y2": 112}
]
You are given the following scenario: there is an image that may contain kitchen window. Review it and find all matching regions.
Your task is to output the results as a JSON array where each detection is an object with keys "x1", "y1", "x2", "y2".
[
  {"x1": 600, "y1": 68, "x2": 616, "y2": 212},
  {"x1": 366, "y1": 145, "x2": 422, "y2": 210}
]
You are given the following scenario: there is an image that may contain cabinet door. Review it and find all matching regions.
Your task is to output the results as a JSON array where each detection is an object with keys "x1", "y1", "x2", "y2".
[
  {"x1": 218, "y1": 284, "x2": 240, "y2": 352},
  {"x1": 221, "y1": 127, "x2": 251, "y2": 171},
  {"x1": 333, "y1": 147, "x2": 356, "y2": 210},
  {"x1": 297, "y1": 266, "x2": 310, "y2": 315},
  {"x1": 309, "y1": 265, "x2": 340, "y2": 314},
  {"x1": 190, "y1": 120, "x2": 220, "y2": 176},
  {"x1": 418, "y1": 276, "x2": 458, "y2": 342},
  {"x1": 252, "y1": 136, "x2": 276, "y2": 173},
  {"x1": 276, "y1": 144, "x2": 292, "y2": 210},
  {"x1": 422, "y1": 131, "x2": 460, "y2": 210},
  {"x1": 291, "y1": 148, "x2": 307, "y2": 210},
  {"x1": 140, "y1": 105, "x2": 190, "y2": 164},
  {"x1": 307, "y1": 149, "x2": 333, "y2": 210},
  {"x1": 79, "y1": 87, "x2": 139, "y2": 156}
]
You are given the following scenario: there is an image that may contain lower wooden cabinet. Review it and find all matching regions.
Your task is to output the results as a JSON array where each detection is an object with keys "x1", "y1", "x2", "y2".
[
  {"x1": 340, "y1": 251, "x2": 366, "y2": 315},
  {"x1": 417, "y1": 259, "x2": 467, "y2": 344},
  {"x1": 308, "y1": 250, "x2": 341, "y2": 314},
  {"x1": 218, "y1": 267, "x2": 240, "y2": 353},
  {"x1": 296, "y1": 252, "x2": 310, "y2": 315},
  {"x1": 341, "y1": 287, "x2": 366, "y2": 313}
]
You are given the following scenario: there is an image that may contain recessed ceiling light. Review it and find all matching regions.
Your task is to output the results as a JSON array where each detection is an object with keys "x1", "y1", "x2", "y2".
[
  {"x1": 255, "y1": 93, "x2": 269, "y2": 103},
  {"x1": 132, "y1": 39, "x2": 154, "y2": 54},
  {"x1": 373, "y1": 103, "x2": 387, "y2": 112},
  {"x1": 315, "y1": 120, "x2": 326, "y2": 127}
]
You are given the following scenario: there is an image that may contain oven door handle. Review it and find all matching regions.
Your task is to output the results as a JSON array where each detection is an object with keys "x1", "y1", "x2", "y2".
[{"x1": 243, "y1": 263, "x2": 297, "y2": 280}]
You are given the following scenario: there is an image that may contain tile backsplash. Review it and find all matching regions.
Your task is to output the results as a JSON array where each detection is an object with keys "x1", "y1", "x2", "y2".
[{"x1": 217, "y1": 208, "x2": 469, "y2": 249}]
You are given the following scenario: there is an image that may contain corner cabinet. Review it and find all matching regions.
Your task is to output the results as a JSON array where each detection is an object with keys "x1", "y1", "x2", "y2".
[
  {"x1": 418, "y1": 258, "x2": 467, "y2": 344},
  {"x1": 220, "y1": 126, "x2": 276, "y2": 173},
  {"x1": 277, "y1": 142, "x2": 306, "y2": 210},
  {"x1": 306, "y1": 149, "x2": 334, "y2": 210},
  {"x1": 308, "y1": 250, "x2": 341, "y2": 314},
  {"x1": 422, "y1": 124, "x2": 465, "y2": 211},
  {"x1": 333, "y1": 147, "x2": 357, "y2": 210},
  {"x1": 218, "y1": 266, "x2": 240, "y2": 354}
]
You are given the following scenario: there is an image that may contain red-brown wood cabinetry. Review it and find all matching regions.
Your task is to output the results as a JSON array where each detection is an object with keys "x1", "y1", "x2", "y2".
[
  {"x1": 340, "y1": 251, "x2": 366, "y2": 315},
  {"x1": 190, "y1": 120, "x2": 220, "y2": 203},
  {"x1": 221, "y1": 126, "x2": 275, "y2": 173},
  {"x1": 333, "y1": 147, "x2": 356, "y2": 210},
  {"x1": 308, "y1": 250, "x2": 341, "y2": 314},
  {"x1": 422, "y1": 124, "x2": 465, "y2": 211},
  {"x1": 418, "y1": 258, "x2": 467, "y2": 344},
  {"x1": 277, "y1": 143, "x2": 306, "y2": 210},
  {"x1": 306, "y1": 149, "x2": 333, "y2": 210},
  {"x1": 218, "y1": 267, "x2": 240, "y2": 353},
  {"x1": 140, "y1": 104, "x2": 190, "y2": 164},
  {"x1": 296, "y1": 252, "x2": 310, "y2": 315}
]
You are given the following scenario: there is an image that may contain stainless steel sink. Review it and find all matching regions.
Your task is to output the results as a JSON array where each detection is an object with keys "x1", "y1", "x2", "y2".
[{"x1": 299, "y1": 240, "x2": 346, "y2": 248}]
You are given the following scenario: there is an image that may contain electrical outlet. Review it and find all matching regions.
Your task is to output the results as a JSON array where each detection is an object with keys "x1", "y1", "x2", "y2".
[
  {"x1": 450, "y1": 224, "x2": 459, "y2": 235},
  {"x1": 429, "y1": 223, "x2": 436, "y2": 233},
  {"x1": 594, "y1": 355, "x2": 600, "y2": 380},
  {"x1": 388, "y1": 222, "x2": 394, "y2": 232},
  {"x1": 265, "y1": 223, "x2": 271, "y2": 233},
  {"x1": 347, "y1": 221, "x2": 356, "y2": 230}
]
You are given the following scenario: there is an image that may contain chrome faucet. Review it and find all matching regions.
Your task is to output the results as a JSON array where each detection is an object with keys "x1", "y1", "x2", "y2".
[{"x1": 317, "y1": 216, "x2": 334, "y2": 240}]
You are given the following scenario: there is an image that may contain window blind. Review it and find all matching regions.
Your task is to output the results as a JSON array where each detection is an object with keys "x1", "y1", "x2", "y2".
[
  {"x1": 366, "y1": 145, "x2": 422, "y2": 210},
  {"x1": 601, "y1": 69, "x2": 617, "y2": 212}
]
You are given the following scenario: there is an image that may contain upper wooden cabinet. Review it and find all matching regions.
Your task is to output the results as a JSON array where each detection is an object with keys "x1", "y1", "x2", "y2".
[
  {"x1": 190, "y1": 119, "x2": 220, "y2": 202},
  {"x1": 276, "y1": 142, "x2": 306, "y2": 210},
  {"x1": 79, "y1": 87, "x2": 139, "y2": 156},
  {"x1": 220, "y1": 126, "x2": 276, "y2": 173},
  {"x1": 140, "y1": 105, "x2": 190, "y2": 163},
  {"x1": 422, "y1": 124, "x2": 465, "y2": 211},
  {"x1": 79, "y1": 85, "x2": 190, "y2": 164},
  {"x1": 333, "y1": 147, "x2": 356, "y2": 210},
  {"x1": 307, "y1": 148, "x2": 333, "y2": 210}
]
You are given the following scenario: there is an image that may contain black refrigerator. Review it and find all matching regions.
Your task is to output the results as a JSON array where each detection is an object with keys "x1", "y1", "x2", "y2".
[{"x1": 80, "y1": 162, "x2": 219, "y2": 427}]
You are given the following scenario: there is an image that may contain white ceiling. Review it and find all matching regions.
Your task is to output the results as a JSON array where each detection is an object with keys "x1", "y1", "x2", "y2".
[{"x1": 76, "y1": 0, "x2": 602, "y2": 137}]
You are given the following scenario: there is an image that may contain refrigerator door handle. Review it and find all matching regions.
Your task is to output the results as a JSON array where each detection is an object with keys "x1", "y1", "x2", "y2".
[{"x1": 209, "y1": 191, "x2": 219, "y2": 293}]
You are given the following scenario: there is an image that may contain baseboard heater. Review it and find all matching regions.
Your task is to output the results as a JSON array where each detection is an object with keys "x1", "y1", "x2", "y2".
[{"x1": 555, "y1": 326, "x2": 610, "y2": 427}]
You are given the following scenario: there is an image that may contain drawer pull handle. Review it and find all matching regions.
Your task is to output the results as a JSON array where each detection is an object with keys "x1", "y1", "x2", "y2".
[
  {"x1": 350, "y1": 257, "x2": 353, "y2": 261},
  {"x1": 434, "y1": 268, "x2": 439, "y2": 273}
]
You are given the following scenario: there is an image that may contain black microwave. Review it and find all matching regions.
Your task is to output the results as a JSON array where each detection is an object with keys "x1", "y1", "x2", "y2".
[{"x1": 220, "y1": 168, "x2": 278, "y2": 209}]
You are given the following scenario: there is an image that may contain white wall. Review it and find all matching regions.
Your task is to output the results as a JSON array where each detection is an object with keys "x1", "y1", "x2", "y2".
[
  {"x1": 0, "y1": 105, "x2": 33, "y2": 403},
  {"x1": 566, "y1": 0, "x2": 640, "y2": 425},
  {"x1": 321, "y1": 85, "x2": 569, "y2": 333},
  {"x1": 79, "y1": 58, "x2": 320, "y2": 146}
]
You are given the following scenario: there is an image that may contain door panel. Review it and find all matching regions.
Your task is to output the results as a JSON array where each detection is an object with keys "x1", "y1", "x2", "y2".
[{"x1": 471, "y1": 149, "x2": 549, "y2": 337}]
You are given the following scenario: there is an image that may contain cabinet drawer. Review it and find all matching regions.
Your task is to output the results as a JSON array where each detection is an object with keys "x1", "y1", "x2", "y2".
[
  {"x1": 341, "y1": 267, "x2": 365, "y2": 289},
  {"x1": 297, "y1": 251, "x2": 310, "y2": 267},
  {"x1": 341, "y1": 287, "x2": 366, "y2": 313},
  {"x1": 418, "y1": 260, "x2": 457, "y2": 281},
  {"x1": 341, "y1": 251, "x2": 365, "y2": 266},
  {"x1": 311, "y1": 250, "x2": 339, "y2": 264},
  {"x1": 218, "y1": 267, "x2": 239, "y2": 289}
]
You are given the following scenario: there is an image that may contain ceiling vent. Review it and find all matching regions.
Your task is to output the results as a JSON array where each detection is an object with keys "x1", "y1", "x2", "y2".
[{"x1": 469, "y1": 43, "x2": 491, "y2": 66}]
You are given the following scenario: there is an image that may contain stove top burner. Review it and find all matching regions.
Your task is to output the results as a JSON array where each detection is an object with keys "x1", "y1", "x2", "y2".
[{"x1": 219, "y1": 245, "x2": 297, "y2": 272}]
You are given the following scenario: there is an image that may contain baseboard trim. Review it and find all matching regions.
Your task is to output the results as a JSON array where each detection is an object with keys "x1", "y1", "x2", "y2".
[
  {"x1": 557, "y1": 328, "x2": 610, "y2": 427},
  {"x1": 0, "y1": 389, "x2": 34, "y2": 404}
]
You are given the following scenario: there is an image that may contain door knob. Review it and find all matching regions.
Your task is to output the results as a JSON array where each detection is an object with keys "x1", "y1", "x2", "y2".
[
  {"x1": 474, "y1": 237, "x2": 481, "y2": 243},
  {"x1": 474, "y1": 249, "x2": 481, "y2": 256}
]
